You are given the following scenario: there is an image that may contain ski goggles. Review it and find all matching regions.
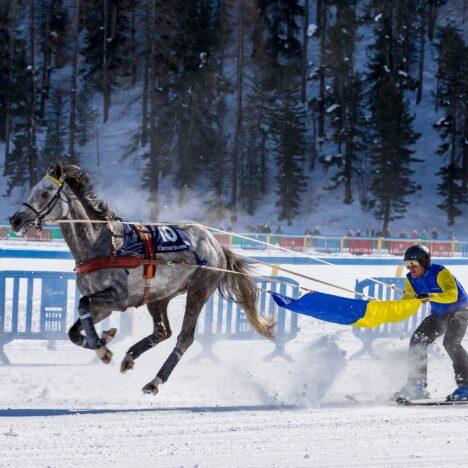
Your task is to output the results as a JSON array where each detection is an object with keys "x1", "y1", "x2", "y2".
[{"x1": 405, "y1": 260, "x2": 420, "y2": 268}]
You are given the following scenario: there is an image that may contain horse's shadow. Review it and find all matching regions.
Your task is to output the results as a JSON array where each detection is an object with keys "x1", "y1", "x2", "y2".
[{"x1": 0, "y1": 403, "x2": 300, "y2": 418}]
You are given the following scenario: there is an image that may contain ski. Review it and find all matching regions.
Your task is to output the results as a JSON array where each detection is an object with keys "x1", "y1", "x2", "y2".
[{"x1": 396, "y1": 397, "x2": 468, "y2": 406}]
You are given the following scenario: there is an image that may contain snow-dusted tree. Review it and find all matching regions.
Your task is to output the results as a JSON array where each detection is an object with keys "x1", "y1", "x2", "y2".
[
  {"x1": 41, "y1": 88, "x2": 70, "y2": 171},
  {"x1": 433, "y1": 24, "x2": 467, "y2": 225},
  {"x1": 320, "y1": 0, "x2": 366, "y2": 205},
  {"x1": 77, "y1": 80, "x2": 97, "y2": 147},
  {"x1": 81, "y1": 0, "x2": 133, "y2": 122},
  {"x1": 366, "y1": 5, "x2": 421, "y2": 231},
  {"x1": 3, "y1": 32, "x2": 35, "y2": 194},
  {"x1": 258, "y1": 0, "x2": 306, "y2": 224},
  {"x1": 272, "y1": 74, "x2": 307, "y2": 226}
]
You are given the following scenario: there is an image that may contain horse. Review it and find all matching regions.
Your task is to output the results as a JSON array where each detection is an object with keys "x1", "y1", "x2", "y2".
[{"x1": 9, "y1": 163, "x2": 274, "y2": 394}]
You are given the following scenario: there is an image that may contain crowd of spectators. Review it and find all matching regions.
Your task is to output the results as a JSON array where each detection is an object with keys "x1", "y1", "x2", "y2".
[
  {"x1": 345, "y1": 227, "x2": 457, "y2": 241},
  {"x1": 219, "y1": 223, "x2": 457, "y2": 241}
]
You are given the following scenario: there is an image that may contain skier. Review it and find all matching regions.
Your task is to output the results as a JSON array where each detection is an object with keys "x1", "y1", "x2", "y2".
[{"x1": 396, "y1": 245, "x2": 468, "y2": 401}]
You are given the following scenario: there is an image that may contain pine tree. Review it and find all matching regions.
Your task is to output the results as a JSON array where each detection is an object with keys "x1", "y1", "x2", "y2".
[
  {"x1": 4, "y1": 33, "x2": 33, "y2": 194},
  {"x1": 77, "y1": 80, "x2": 98, "y2": 146},
  {"x1": 41, "y1": 88, "x2": 69, "y2": 171},
  {"x1": 258, "y1": 0, "x2": 307, "y2": 225},
  {"x1": 272, "y1": 71, "x2": 307, "y2": 226},
  {"x1": 320, "y1": 0, "x2": 366, "y2": 205},
  {"x1": 366, "y1": 8, "x2": 421, "y2": 231},
  {"x1": 81, "y1": 0, "x2": 133, "y2": 122},
  {"x1": 433, "y1": 24, "x2": 467, "y2": 225}
]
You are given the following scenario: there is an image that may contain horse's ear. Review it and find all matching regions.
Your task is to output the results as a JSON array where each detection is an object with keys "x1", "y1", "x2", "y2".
[{"x1": 49, "y1": 161, "x2": 63, "y2": 180}]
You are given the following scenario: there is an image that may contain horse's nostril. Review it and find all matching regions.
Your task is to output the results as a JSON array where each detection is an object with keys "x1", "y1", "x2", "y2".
[{"x1": 11, "y1": 217, "x2": 21, "y2": 227}]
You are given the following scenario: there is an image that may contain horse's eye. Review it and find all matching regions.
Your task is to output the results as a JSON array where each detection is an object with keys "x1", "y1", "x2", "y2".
[{"x1": 41, "y1": 191, "x2": 49, "y2": 199}]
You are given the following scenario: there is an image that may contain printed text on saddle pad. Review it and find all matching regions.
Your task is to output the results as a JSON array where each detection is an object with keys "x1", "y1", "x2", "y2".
[{"x1": 116, "y1": 224, "x2": 192, "y2": 255}]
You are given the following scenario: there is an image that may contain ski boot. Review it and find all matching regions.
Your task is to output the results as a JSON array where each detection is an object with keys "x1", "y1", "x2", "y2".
[
  {"x1": 446, "y1": 384, "x2": 468, "y2": 401},
  {"x1": 393, "y1": 383, "x2": 430, "y2": 401}
]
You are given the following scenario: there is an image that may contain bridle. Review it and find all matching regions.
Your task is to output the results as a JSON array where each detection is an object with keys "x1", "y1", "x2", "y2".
[{"x1": 21, "y1": 175, "x2": 71, "y2": 229}]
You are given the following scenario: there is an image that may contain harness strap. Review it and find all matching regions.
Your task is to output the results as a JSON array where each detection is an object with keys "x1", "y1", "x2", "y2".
[
  {"x1": 75, "y1": 256, "x2": 166, "y2": 275},
  {"x1": 134, "y1": 224, "x2": 157, "y2": 307}
]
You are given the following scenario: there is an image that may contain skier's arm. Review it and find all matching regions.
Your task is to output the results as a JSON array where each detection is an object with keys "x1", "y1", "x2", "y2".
[
  {"x1": 402, "y1": 278, "x2": 416, "y2": 300},
  {"x1": 430, "y1": 269, "x2": 458, "y2": 304}
]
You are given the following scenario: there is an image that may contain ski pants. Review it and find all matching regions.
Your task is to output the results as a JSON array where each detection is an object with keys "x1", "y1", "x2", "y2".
[{"x1": 408, "y1": 306, "x2": 468, "y2": 387}]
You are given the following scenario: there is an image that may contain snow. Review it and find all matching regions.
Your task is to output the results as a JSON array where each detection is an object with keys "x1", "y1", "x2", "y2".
[
  {"x1": 1, "y1": 251, "x2": 467, "y2": 465},
  {"x1": 307, "y1": 24, "x2": 318, "y2": 37},
  {"x1": 326, "y1": 104, "x2": 341, "y2": 114}
]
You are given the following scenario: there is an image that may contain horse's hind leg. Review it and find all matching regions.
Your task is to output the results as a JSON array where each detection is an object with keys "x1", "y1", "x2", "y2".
[
  {"x1": 120, "y1": 298, "x2": 172, "y2": 373},
  {"x1": 142, "y1": 275, "x2": 221, "y2": 395}
]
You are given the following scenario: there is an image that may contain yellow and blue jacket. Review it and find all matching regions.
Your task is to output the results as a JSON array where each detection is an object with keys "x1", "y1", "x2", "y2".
[{"x1": 404, "y1": 264, "x2": 468, "y2": 315}]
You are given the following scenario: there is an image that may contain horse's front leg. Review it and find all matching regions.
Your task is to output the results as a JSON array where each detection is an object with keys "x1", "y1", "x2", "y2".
[{"x1": 74, "y1": 287, "x2": 123, "y2": 364}]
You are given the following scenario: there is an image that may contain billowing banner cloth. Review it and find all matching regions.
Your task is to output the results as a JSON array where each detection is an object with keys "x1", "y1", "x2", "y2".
[{"x1": 271, "y1": 291, "x2": 422, "y2": 328}]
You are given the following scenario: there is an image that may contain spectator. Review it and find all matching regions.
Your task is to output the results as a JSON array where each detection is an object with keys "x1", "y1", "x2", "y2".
[
  {"x1": 263, "y1": 224, "x2": 271, "y2": 234},
  {"x1": 275, "y1": 225, "x2": 283, "y2": 234},
  {"x1": 346, "y1": 228, "x2": 354, "y2": 237},
  {"x1": 312, "y1": 226, "x2": 321, "y2": 236},
  {"x1": 355, "y1": 229, "x2": 362, "y2": 237},
  {"x1": 304, "y1": 227, "x2": 312, "y2": 236},
  {"x1": 431, "y1": 227, "x2": 438, "y2": 239},
  {"x1": 448, "y1": 232, "x2": 456, "y2": 241},
  {"x1": 411, "y1": 230, "x2": 419, "y2": 239},
  {"x1": 383, "y1": 228, "x2": 391, "y2": 238},
  {"x1": 399, "y1": 229, "x2": 408, "y2": 239},
  {"x1": 420, "y1": 228, "x2": 429, "y2": 240},
  {"x1": 226, "y1": 224, "x2": 233, "y2": 232}
]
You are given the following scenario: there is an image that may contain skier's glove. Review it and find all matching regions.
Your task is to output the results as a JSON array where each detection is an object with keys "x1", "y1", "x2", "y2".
[{"x1": 416, "y1": 293, "x2": 430, "y2": 302}]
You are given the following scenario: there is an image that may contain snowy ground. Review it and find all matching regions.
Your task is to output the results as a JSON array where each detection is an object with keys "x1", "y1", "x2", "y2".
[{"x1": 1, "y1": 252, "x2": 468, "y2": 467}]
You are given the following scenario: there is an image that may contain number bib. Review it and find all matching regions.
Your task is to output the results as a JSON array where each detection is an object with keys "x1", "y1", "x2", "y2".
[{"x1": 116, "y1": 224, "x2": 193, "y2": 256}]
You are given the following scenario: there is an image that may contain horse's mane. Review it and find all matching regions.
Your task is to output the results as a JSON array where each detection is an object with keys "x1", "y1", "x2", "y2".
[{"x1": 59, "y1": 165, "x2": 120, "y2": 221}]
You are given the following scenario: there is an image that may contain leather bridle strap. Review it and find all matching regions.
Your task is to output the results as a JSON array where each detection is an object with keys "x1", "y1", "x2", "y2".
[{"x1": 22, "y1": 177, "x2": 71, "y2": 228}]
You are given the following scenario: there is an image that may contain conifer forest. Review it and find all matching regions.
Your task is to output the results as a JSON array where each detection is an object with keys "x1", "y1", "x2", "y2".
[{"x1": 0, "y1": 0, "x2": 466, "y2": 230}]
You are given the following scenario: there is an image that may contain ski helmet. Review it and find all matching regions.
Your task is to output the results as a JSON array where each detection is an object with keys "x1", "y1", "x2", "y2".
[{"x1": 404, "y1": 244, "x2": 431, "y2": 268}]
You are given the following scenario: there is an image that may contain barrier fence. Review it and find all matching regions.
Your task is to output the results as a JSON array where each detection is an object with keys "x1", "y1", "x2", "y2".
[
  {"x1": 351, "y1": 277, "x2": 430, "y2": 359},
  {"x1": 1, "y1": 223, "x2": 466, "y2": 256},
  {"x1": 195, "y1": 276, "x2": 300, "y2": 361},
  {"x1": 0, "y1": 269, "x2": 299, "y2": 364},
  {"x1": 0, "y1": 271, "x2": 132, "y2": 364}
]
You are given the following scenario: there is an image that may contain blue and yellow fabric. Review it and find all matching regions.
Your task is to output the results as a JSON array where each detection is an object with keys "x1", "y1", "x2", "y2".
[
  {"x1": 271, "y1": 291, "x2": 422, "y2": 328},
  {"x1": 403, "y1": 263, "x2": 467, "y2": 315}
]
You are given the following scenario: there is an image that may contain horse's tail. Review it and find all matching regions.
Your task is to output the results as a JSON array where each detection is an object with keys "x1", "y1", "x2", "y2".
[{"x1": 218, "y1": 246, "x2": 275, "y2": 341}]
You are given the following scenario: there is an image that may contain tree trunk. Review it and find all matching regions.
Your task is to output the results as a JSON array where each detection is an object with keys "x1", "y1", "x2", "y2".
[
  {"x1": 68, "y1": 0, "x2": 80, "y2": 159},
  {"x1": 102, "y1": 0, "x2": 110, "y2": 123},
  {"x1": 463, "y1": 98, "x2": 468, "y2": 192},
  {"x1": 318, "y1": 0, "x2": 327, "y2": 138},
  {"x1": 39, "y1": 1, "x2": 51, "y2": 117},
  {"x1": 4, "y1": 0, "x2": 15, "y2": 164},
  {"x1": 416, "y1": 2, "x2": 426, "y2": 105},
  {"x1": 301, "y1": 0, "x2": 309, "y2": 104},
  {"x1": 141, "y1": 2, "x2": 150, "y2": 147},
  {"x1": 427, "y1": 1, "x2": 436, "y2": 41},
  {"x1": 148, "y1": 0, "x2": 159, "y2": 220},
  {"x1": 130, "y1": 3, "x2": 137, "y2": 86},
  {"x1": 28, "y1": 0, "x2": 38, "y2": 187},
  {"x1": 230, "y1": 0, "x2": 245, "y2": 224}
]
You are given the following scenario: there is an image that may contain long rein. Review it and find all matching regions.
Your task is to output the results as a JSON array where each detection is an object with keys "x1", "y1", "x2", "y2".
[{"x1": 45, "y1": 218, "x2": 395, "y2": 301}]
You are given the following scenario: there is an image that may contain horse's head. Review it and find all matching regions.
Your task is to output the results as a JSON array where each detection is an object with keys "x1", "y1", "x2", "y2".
[{"x1": 10, "y1": 162, "x2": 71, "y2": 233}]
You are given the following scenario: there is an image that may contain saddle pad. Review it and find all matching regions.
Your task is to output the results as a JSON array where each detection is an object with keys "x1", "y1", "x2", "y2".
[{"x1": 116, "y1": 224, "x2": 193, "y2": 256}]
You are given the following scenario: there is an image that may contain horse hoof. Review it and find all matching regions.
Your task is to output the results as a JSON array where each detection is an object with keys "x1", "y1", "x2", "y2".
[
  {"x1": 142, "y1": 382, "x2": 159, "y2": 395},
  {"x1": 102, "y1": 328, "x2": 117, "y2": 345},
  {"x1": 120, "y1": 354, "x2": 135, "y2": 373},
  {"x1": 96, "y1": 347, "x2": 113, "y2": 364}
]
